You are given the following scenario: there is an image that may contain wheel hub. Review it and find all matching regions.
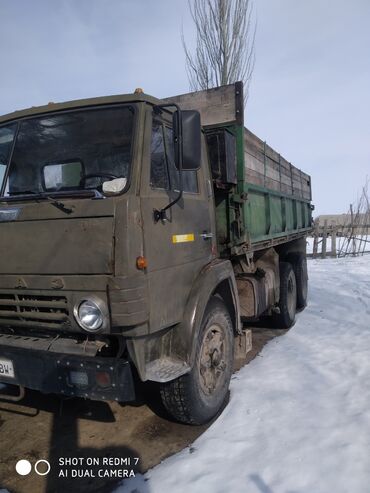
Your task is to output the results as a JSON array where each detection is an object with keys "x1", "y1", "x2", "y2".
[
  {"x1": 199, "y1": 324, "x2": 227, "y2": 395},
  {"x1": 287, "y1": 272, "x2": 296, "y2": 317}
]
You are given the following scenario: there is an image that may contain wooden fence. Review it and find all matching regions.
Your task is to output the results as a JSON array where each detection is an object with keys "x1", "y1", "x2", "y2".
[{"x1": 309, "y1": 220, "x2": 370, "y2": 259}]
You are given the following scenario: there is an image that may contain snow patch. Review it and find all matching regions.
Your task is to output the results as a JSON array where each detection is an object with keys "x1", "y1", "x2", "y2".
[{"x1": 116, "y1": 256, "x2": 370, "y2": 493}]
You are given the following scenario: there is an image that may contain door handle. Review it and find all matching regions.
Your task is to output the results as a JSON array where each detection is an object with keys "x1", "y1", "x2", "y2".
[{"x1": 201, "y1": 232, "x2": 213, "y2": 240}]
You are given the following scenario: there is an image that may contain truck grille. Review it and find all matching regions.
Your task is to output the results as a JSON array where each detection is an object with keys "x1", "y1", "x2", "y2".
[{"x1": 0, "y1": 293, "x2": 70, "y2": 329}]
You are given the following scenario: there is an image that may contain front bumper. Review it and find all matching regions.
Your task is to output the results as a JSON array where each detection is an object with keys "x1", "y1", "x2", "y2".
[{"x1": 0, "y1": 344, "x2": 135, "y2": 402}]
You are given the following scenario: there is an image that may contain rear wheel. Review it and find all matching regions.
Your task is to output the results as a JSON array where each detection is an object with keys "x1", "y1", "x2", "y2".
[
  {"x1": 273, "y1": 262, "x2": 297, "y2": 329},
  {"x1": 160, "y1": 297, "x2": 234, "y2": 425},
  {"x1": 288, "y1": 253, "x2": 308, "y2": 309}
]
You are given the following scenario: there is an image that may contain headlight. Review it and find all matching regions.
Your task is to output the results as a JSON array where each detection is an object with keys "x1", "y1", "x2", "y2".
[{"x1": 74, "y1": 299, "x2": 104, "y2": 332}]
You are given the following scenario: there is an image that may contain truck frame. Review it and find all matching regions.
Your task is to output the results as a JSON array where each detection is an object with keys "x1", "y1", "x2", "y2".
[{"x1": 0, "y1": 82, "x2": 312, "y2": 424}]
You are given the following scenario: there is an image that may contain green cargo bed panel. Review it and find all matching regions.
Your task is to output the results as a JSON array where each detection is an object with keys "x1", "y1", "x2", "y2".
[{"x1": 245, "y1": 184, "x2": 312, "y2": 244}]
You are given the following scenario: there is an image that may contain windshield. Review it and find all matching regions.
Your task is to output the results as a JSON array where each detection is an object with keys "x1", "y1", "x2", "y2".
[
  {"x1": 0, "y1": 124, "x2": 17, "y2": 189},
  {"x1": 0, "y1": 105, "x2": 135, "y2": 198}
]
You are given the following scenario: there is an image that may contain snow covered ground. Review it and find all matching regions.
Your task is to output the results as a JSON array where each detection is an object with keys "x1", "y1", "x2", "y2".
[{"x1": 117, "y1": 256, "x2": 370, "y2": 493}]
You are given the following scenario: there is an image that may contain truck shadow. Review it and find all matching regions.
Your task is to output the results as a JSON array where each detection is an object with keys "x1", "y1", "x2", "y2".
[
  {"x1": 46, "y1": 404, "x2": 148, "y2": 493},
  {"x1": 0, "y1": 389, "x2": 148, "y2": 493},
  {"x1": 0, "y1": 325, "x2": 290, "y2": 493}
]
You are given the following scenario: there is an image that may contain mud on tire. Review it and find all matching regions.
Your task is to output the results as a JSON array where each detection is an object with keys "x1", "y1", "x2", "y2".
[
  {"x1": 159, "y1": 297, "x2": 234, "y2": 425},
  {"x1": 288, "y1": 252, "x2": 308, "y2": 309},
  {"x1": 273, "y1": 261, "x2": 297, "y2": 329}
]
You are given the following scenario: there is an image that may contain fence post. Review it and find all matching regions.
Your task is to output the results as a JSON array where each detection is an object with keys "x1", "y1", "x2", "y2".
[
  {"x1": 313, "y1": 220, "x2": 319, "y2": 258},
  {"x1": 322, "y1": 220, "x2": 328, "y2": 259},
  {"x1": 331, "y1": 228, "x2": 337, "y2": 257}
]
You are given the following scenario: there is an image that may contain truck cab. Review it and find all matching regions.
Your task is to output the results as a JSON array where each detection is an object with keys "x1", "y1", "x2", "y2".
[{"x1": 0, "y1": 84, "x2": 312, "y2": 424}]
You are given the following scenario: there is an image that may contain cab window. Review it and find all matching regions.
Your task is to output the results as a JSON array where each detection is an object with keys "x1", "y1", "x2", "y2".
[
  {"x1": 150, "y1": 121, "x2": 170, "y2": 189},
  {"x1": 150, "y1": 120, "x2": 198, "y2": 194}
]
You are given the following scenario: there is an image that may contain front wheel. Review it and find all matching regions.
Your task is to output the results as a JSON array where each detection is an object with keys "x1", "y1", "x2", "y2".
[{"x1": 160, "y1": 297, "x2": 234, "y2": 425}]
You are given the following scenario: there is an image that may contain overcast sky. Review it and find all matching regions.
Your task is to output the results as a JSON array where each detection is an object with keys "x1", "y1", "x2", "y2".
[{"x1": 1, "y1": 0, "x2": 369, "y2": 215}]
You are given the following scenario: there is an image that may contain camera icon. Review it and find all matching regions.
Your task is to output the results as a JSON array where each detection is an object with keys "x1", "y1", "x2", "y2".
[{"x1": 16, "y1": 459, "x2": 51, "y2": 476}]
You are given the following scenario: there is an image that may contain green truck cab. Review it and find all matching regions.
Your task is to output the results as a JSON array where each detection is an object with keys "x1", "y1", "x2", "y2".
[{"x1": 0, "y1": 83, "x2": 312, "y2": 424}]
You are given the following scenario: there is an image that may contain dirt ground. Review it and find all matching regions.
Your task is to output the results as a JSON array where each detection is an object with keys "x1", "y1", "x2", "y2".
[{"x1": 0, "y1": 326, "x2": 286, "y2": 493}]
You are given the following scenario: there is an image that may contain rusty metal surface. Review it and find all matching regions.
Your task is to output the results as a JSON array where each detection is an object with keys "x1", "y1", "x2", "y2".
[{"x1": 0, "y1": 331, "x2": 106, "y2": 356}]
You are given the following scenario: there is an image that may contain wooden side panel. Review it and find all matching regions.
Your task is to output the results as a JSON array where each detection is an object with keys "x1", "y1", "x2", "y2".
[
  {"x1": 166, "y1": 84, "x2": 312, "y2": 203},
  {"x1": 244, "y1": 127, "x2": 312, "y2": 202},
  {"x1": 164, "y1": 82, "x2": 243, "y2": 127}
]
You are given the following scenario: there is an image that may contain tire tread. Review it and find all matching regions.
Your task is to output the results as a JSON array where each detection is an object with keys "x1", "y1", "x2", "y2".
[
  {"x1": 273, "y1": 261, "x2": 297, "y2": 329},
  {"x1": 160, "y1": 298, "x2": 233, "y2": 425}
]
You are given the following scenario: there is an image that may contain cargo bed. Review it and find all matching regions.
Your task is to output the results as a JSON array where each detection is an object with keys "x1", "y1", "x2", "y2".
[{"x1": 165, "y1": 82, "x2": 313, "y2": 256}]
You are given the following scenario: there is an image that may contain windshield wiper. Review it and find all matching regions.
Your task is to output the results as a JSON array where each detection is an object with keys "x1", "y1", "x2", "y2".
[
  {"x1": 49, "y1": 199, "x2": 73, "y2": 215},
  {"x1": 7, "y1": 190, "x2": 41, "y2": 197},
  {"x1": 5, "y1": 191, "x2": 73, "y2": 214},
  {"x1": 2, "y1": 188, "x2": 104, "y2": 206}
]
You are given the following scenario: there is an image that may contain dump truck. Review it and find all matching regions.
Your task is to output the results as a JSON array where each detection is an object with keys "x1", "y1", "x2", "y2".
[{"x1": 0, "y1": 82, "x2": 312, "y2": 424}]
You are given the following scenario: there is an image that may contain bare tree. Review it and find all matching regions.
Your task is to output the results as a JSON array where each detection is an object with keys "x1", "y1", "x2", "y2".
[
  {"x1": 183, "y1": 0, "x2": 256, "y2": 101},
  {"x1": 338, "y1": 177, "x2": 370, "y2": 257}
]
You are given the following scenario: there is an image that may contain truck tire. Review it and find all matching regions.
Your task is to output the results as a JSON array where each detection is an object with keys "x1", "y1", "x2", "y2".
[
  {"x1": 288, "y1": 253, "x2": 308, "y2": 309},
  {"x1": 160, "y1": 297, "x2": 234, "y2": 425},
  {"x1": 273, "y1": 262, "x2": 297, "y2": 329}
]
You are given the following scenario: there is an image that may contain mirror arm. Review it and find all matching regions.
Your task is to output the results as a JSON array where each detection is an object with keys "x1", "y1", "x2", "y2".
[{"x1": 152, "y1": 103, "x2": 183, "y2": 223}]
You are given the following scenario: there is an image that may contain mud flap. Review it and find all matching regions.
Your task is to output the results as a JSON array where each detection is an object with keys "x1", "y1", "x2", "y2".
[{"x1": 233, "y1": 329, "x2": 252, "y2": 372}]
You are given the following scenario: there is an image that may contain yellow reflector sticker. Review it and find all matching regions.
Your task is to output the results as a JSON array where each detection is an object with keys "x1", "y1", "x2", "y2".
[{"x1": 172, "y1": 234, "x2": 195, "y2": 244}]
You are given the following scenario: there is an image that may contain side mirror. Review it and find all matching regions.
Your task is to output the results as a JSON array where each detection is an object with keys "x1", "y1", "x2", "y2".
[{"x1": 173, "y1": 110, "x2": 201, "y2": 171}]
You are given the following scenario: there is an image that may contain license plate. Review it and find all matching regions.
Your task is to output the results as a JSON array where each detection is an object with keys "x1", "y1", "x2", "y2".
[{"x1": 0, "y1": 358, "x2": 15, "y2": 378}]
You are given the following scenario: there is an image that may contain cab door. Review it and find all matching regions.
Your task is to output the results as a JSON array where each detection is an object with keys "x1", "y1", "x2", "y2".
[{"x1": 140, "y1": 107, "x2": 215, "y2": 332}]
